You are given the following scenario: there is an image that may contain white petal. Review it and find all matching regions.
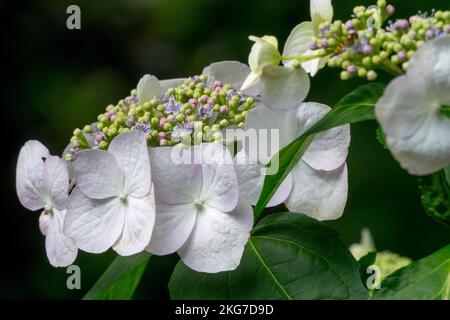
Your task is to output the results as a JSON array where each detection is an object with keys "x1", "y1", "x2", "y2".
[
  {"x1": 375, "y1": 75, "x2": 433, "y2": 140},
  {"x1": 16, "y1": 140, "x2": 50, "y2": 211},
  {"x1": 178, "y1": 199, "x2": 254, "y2": 273},
  {"x1": 113, "y1": 193, "x2": 156, "y2": 256},
  {"x1": 108, "y1": 131, "x2": 151, "y2": 198},
  {"x1": 301, "y1": 53, "x2": 327, "y2": 77},
  {"x1": 74, "y1": 149, "x2": 124, "y2": 199},
  {"x1": 44, "y1": 156, "x2": 69, "y2": 210},
  {"x1": 203, "y1": 61, "x2": 251, "y2": 89},
  {"x1": 311, "y1": 0, "x2": 333, "y2": 33},
  {"x1": 260, "y1": 65, "x2": 310, "y2": 110},
  {"x1": 297, "y1": 102, "x2": 350, "y2": 171},
  {"x1": 39, "y1": 211, "x2": 51, "y2": 236},
  {"x1": 386, "y1": 115, "x2": 450, "y2": 175},
  {"x1": 407, "y1": 36, "x2": 450, "y2": 97},
  {"x1": 146, "y1": 202, "x2": 197, "y2": 255},
  {"x1": 235, "y1": 151, "x2": 292, "y2": 207},
  {"x1": 198, "y1": 143, "x2": 239, "y2": 212},
  {"x1": 45, "y1": 209, "x2": 77, "y2": 267},
  {"x1": 244, "y1": 105, "x2": 299, "y2": 163},
  {"x1": 247, "y1": 36, "x2": 280, "y2": 72},
  {"x1": 137, "y1": 75, "x2": 164, "y2": 103},
  {"x1": 286, "y1": 161, "x2": 348, "y2": 221},
  {"x1": 160, "y1": 78, "x2": 186, "y2": 91},
  {"x1": 283, "y1": 22, "x2": 314, "y2": 68},
  {"x1": 240, "y1": 71, "x2": 261, "y2": 92},
  {"x1": 64, "y1": 188, "x2": 124, "y2": 254},
  {"x1": 148, "y1": 146, "x2": 202, "y2": 204}
]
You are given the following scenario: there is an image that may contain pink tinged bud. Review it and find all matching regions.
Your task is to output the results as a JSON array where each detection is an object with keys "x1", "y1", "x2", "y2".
[
  {"x1": 207, "y1": 98, "x2": 216, "y2": 105},
  {"x1": 159, "y1": 139, "x2": 168, "y2": 146},
  {"x1": 349, "y1": 29, "x2": 357, "y2": 35},
  {"x1": 444, "y1": 25, "x2": 450, "y2": 33},
  {"x1": 394, "y1": 20, "x2": 409, "y2": 30},
  {"x1": 95, "y1": 135, "x2": 104, "y2": 142},
  {"x1": 214, "y1": 80, "x2": 223, "y2": 88},
  {"x1": 158, "y1": 132, "x2": 166, "y2": 140},
  {"x1": 426, "y1": 29, "x2": 435, "y2": 40},
  {"x1": 159, "y1": 118, "x2": 168, "y2": 127},
  {"x1": 385, "y1": 5, "x2": 395, "y2": 16},
  {"x1": 167, "y1": 115, "x2": 175, "y2": 122},
  {"x1": 320, "y1": 39, "x2": 329, "y2": 49},
  {"x1": 189, "y1": 98, "x2": 198, "y2": 106},
  {"x1": 215, "y1": 87, "x2": 221, "y2": 93},
  {"x1": 397, "y1": 51, "x2": 406, "y2": 61},
  {"x1": 347, "y1": 65, "x2": 357, "y2": 74},
  {"x1": 199, "y1": 95, "x2": 209, "y2": 104},
  {"x1": 345, "y1": 20, "x2": 354, "y2": 30},
  {"x1": 219, "y1": 105, "x2": 229, "y2": 114},
  {"x1": 363, "y1": 45, "x2": 373, "y2": 55}
]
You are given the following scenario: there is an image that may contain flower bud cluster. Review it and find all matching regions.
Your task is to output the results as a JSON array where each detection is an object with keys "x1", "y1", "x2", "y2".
[
  {"x1": 67, "y1": 75, "x2": 255, "y2": 159},
  {"x1": 309, "y1": 0, "x2": 450, "y2": 80}
]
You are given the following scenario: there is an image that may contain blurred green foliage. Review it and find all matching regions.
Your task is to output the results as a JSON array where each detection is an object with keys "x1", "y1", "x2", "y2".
[{"x1": 3, "y1": 0, "x2": 449, "y2": 299}]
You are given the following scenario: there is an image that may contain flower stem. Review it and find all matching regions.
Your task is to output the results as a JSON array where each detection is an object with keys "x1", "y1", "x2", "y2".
[
  {"x1": 441, "y1": 105, "x2": 450, "y2": 118},
  {"x1": 281, "y1": 54, "x2": 323, "y2": 62}
]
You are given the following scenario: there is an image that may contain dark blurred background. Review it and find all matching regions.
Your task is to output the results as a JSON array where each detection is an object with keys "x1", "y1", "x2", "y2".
[{"x1": 2, "y1": 0, "x2": 449, "y2": 299}]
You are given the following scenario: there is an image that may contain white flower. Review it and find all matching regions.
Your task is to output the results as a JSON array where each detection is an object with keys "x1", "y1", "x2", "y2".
[
  {"x1": 241, "y1": 102, "x2": 350, "y2": 220},
  {"x1": 283, "y1": 0, "x2": 333, "y2": 76},
  {"x1": 137, "y1": 75, "x2": 186, "y2": 104},
  {"x1": 64, "y1": 131, "x2": 156, "y2": 256},
  {"x1": 240, "y1": 35, "x2": 310, "y2": 110},
  {"x1": 146, "y1": 143, "x2": 253, "y2": 273},
  {"x1": 16, "y1": 140, "x2": 77, "y2": 267},
  {"x1": 376, "y1": 36, "x2": 450, "y2": 175},
  {"x1": 241, "y1": 35, "x2": 281, "y2": 91}
]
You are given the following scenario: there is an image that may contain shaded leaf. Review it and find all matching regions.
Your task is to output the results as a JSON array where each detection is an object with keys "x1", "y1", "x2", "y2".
[
  {"x1": 83, "y1": 252, "x2": 151, "y2": 300},
  {"x1": 169, "y1": 213, "x2": 367, "y2": 300},
  {"x1": 372, "y1": 244, "x2": 450, "y2": 300}
]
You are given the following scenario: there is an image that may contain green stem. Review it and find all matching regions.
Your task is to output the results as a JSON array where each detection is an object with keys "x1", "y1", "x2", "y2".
[
  {"x1": 381, "y1": 61, "x2": 404, "y2": 76},
  {"x1": 441, "y1": 105, "x2": 450, "y2": 118},
  {"x1": 281, "y1": 54, "x2": 324, "y2": 62}
]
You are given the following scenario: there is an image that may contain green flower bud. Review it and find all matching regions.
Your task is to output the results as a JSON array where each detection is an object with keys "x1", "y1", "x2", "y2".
[
  {"x1": 143, "y1": 102, "x2": 152, "y2": 111},
  {"x1": 118, "y1": 128, "x2": 130, "y2": 134},
  {"x1": 99, "y1": 141, "x2": 109, "y2": 150},
  {"x1": 340, "y1": 71, "x2": 351, "y2": 80},
  {"x1": 176, "y1": 114, "x2": 185, "y2": 122},
  {"x1": 362, "y1": 57, "x2": 372, "y2": 67},
  {"x1": 372, "y1": 55, "x2": 382, "y2": 65},
  {"x1": 358, "y1": 68, "x2": 367, "y2": 78},
  {"x1": 150, "y1": 117, "x2": 159, "y2": 127},
  {"x1": 219, "y1": 119, "x2": 229, "y2": 128},
  {"x1": 367, "y1": 70, "x2": 378, "y2": 81},
  {"x1": 377, "y1": 0, "x2": 386, "y2": 8},
  {"x1": 83, "y1": 125, "x2": 94, "y2": 134},
  {"x1": 73, "y1": 128, "x2": 83, "y2": 138},
  {"x1": 163, "y1": 123, "x2": 172, "y2": 131}
]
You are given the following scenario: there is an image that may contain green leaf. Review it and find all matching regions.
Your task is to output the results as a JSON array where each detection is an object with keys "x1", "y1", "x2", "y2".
[
  {"x1": 376, "y1": 127, "x2": 387, "y2": 149},
  {"x1": 83, "y1": 252, "x2": 151, "y2": 300},
  {"x1": 372, "y1": 244, "x2": 450, "y2": 300},
  {"x1": 254, "y1": 83, "x2": 386, "y2": 219},
  {"x1": 445, "y1": 166, "x2": 450, "y2": 186},
  {"x1": 169, "y1": 213, "x2": 368, "y2": 300},
  {"x1": 418, "y1": 170, "x2": 450, "y2": 228},
  {"x1": 359, "y1": 252, "x2": 378, "y2": 289}
]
